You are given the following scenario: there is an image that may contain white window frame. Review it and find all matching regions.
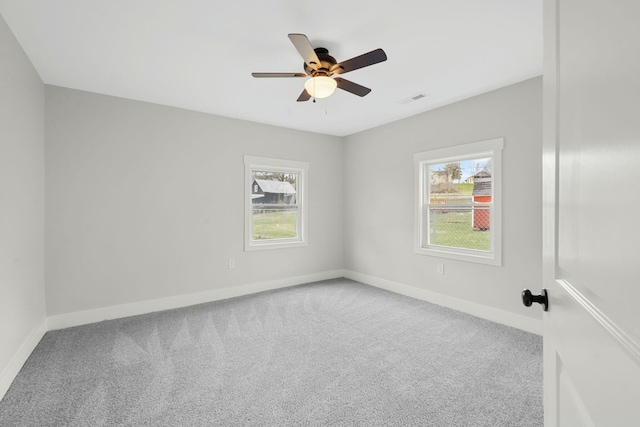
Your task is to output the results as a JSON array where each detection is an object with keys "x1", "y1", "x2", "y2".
[
  {"x1": 414, "y1": 138, "x2": 503, "y2": 266},
  {"x1": 244, "y1": 155, "x2": 308, "y2": 251}
]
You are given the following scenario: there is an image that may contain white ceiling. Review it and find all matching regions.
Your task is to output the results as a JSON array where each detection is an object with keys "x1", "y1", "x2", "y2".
[{"x1": 0, "y1": 0, "x2": 542, "y2": 137}]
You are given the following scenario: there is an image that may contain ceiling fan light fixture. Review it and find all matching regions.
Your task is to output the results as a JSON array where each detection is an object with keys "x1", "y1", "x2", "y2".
[{"x1": 304, "y1": 76, "x2": 337, "y2": 99}]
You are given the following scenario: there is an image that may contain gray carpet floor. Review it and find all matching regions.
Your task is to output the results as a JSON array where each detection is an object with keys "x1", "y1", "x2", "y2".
[{"x1": 0, "y1": 279, "x2": 542, "y2": 426}]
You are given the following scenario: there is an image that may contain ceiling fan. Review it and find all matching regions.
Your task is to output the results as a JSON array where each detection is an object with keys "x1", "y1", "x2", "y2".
[{"x1": 252, "y1": 33, "x2": 387, "y2": 102}]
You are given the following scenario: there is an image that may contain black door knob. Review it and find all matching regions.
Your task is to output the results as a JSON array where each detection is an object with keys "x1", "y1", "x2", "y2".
[{"x1": 522, "y1": 289, "x2": 549, "y2": 311}]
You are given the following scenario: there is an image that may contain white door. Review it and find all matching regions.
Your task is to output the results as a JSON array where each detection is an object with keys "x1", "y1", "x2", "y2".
[{"x1": 542, "y1": 0, "x2": 640, "y2": 425}]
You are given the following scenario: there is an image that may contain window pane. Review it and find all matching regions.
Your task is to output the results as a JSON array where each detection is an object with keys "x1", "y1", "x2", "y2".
[
  {"x1": 252, "y1": 206, "x2": 298, "y2": 240},
  {"x1": 250, "y1": 170, "x2": 299, "y2": 241},
  {"x1": 429, "y1": 205, "x2": 490, "y2": 251},
  {"x1": 428, "y1": 158, "x2": 491, "y2": 199},
  {"x1": 426, "y1": 157, "x2": 493, "y2": 252},
  {"x1": 251, "y1": 170, "x2": 297, "y2": 205}
]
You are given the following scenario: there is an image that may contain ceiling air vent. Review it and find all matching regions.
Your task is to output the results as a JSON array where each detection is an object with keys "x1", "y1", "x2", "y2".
[{"x1": 398, "y1": 93, "x2": 429, "y2": 104}]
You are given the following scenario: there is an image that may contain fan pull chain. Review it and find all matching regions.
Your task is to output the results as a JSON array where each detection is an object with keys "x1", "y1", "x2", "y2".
[{"x1": 312, "y1": 78, "x2": 317, "y2": 103}]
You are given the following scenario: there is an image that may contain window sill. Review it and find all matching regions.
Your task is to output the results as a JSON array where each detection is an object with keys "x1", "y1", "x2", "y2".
[
  {"x1": 414, "y1": 246, "x2": 501, "y2": 266},
  {"x1": 245, "y1": 239, "x2": 308, "y2": 251}
]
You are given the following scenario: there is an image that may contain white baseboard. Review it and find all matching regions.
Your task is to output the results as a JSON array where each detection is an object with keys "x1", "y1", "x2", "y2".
[
  {"x1": 0, "y1": 317, "x2": 48, "y2": 401},
  {"x1": 47, "y1": 269, "x2": 346, "y2": 330},
  {"x1": 344, "y1": 270, "x2": 542, "y2": 335}
]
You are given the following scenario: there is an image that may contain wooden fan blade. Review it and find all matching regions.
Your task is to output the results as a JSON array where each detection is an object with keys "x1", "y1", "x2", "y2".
[
  {"x1": 297, "y1": 89, "x2": 311, "y2": 102},
  {"x1": 331, "y1": 48, "x2": 387, "y2": 75},
  {"x1": 252, "y1": 72, "x2": 307, "y2": 78},
  {"x1": 288, "y1": 33, "x2": 321, "y2": 70},
  {"x1": 334, "y1": 77, "x2": 372, "y2": 97}
]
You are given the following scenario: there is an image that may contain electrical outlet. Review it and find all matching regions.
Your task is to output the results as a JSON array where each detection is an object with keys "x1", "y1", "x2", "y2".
[
  {"x1": 228, "y1": 259, "x2": 236, "y2": 269},
  {"x1": 437, "y1": 263, "x2": 444, "y2": 275}
]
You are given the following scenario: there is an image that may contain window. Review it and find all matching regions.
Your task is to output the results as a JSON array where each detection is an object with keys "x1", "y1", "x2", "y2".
[
  {"x1": 414, "y1": 138, "x2": 503, "y2": 265},
  {"x1": 244, "y1": 156, "x2": 308, "y2": 251}
]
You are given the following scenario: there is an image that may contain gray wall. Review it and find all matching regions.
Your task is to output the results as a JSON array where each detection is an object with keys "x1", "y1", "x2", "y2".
[
  {"x1": 45, "y1": 86, "x2": 344, "y2": 316},
  {"x1": 343, "y1": 77, "x2": 543, "y2": 320},
  {"x1": 41, "y1": 80, "x2": 542, "y2": 320},
  {"x1": 0, "y1": 15, "x2": 46, "y2": 379}
]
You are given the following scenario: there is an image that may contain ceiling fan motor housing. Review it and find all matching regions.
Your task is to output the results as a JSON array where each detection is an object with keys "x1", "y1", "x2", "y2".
[{"x1": 304, "y1": 47, "x2": 340, "y2": 77}]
